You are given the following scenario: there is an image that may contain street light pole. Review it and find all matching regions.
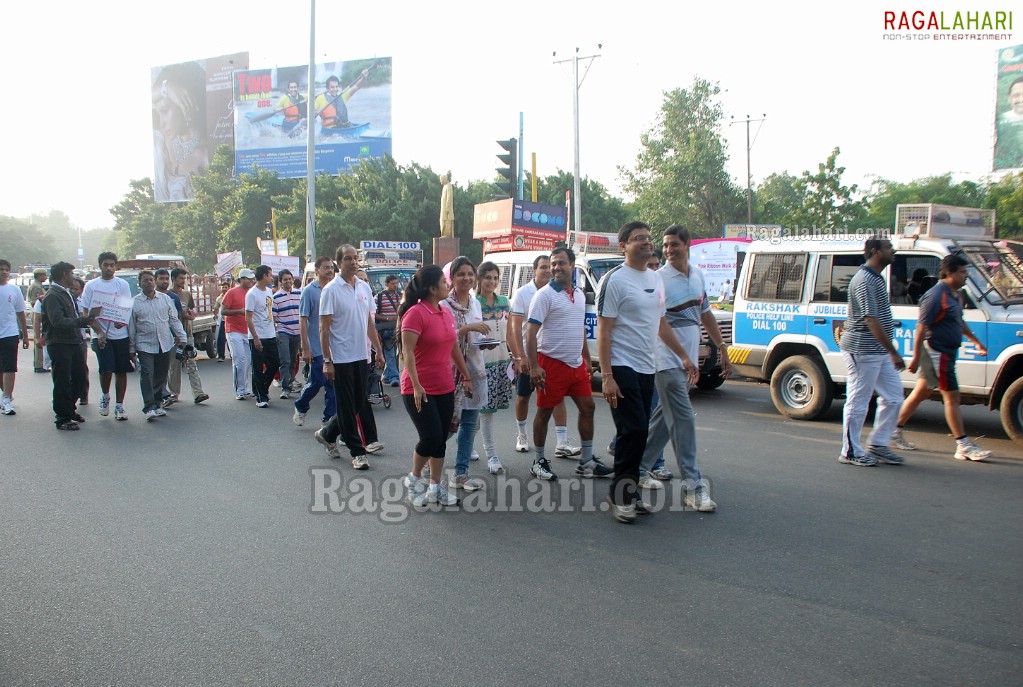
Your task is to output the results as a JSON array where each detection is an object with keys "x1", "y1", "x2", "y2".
[
  {"x1": 730, "y1": 113, "x2": 766, "y2": 225},
  {"x1": 554, "y1": 45, "x2": 600, "y2": 234},
  {"x1": 305, "y1": 0, "x2": 317, "y2": 263}
]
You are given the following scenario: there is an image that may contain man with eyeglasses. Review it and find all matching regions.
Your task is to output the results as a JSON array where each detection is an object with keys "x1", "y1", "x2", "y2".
[{"x1": 596, "y1": 221, "x2": 698, "y2": 524}]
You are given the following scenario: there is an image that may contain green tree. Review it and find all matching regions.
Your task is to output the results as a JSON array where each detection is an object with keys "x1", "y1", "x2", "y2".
[
  {"x1": 620, "y1": 77, "x2": 745, "y2": 236},
  {"x1": 753, "y1": 172, "x2": 801, "y2": 227},
  {"x1": 0, "y1": 216, "x2": 58, "y2": 268},
  {"x1": 789, "y1": 147, "x2": 866, "y2": 229},
  {"x1": 109, "y1": 179, "x2": 176, "y2": 258},
  {"x1": 864, "y1": 174, "x2": 985, "y2": 232},
  {"x1": 985, "y1": 172, "x2": 1023, "y2": 239}
]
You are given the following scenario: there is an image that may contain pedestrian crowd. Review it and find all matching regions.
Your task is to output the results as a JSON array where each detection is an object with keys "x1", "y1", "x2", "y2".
[{"x1": 0, "y1": 227, "x2": 997, "y2": 522}]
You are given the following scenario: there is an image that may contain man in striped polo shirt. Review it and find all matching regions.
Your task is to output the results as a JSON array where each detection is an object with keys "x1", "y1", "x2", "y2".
[
  {"x1": 525, "y1": 247, "x2": 613, "y2": 481},
  {"x1": 272, "y1": 269, "x2": 302, "y2": 399},
  {"x1": 839, "y1": 235, "x2": 906, "y2": 467}
]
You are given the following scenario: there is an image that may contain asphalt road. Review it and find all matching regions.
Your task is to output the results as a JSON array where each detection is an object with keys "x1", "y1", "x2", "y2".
[{"x1": 1, "y1": 350, "x2": 1021, "y2": 686}]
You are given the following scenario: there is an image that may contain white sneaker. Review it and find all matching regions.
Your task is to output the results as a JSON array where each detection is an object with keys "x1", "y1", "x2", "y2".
[
  {"x1": 352, "y1": 455, "x2": 370, "y2": 470},
  {"x1": 98, "y1": 394, "x2": 110, "y2": 416},
  {"x1": 293, "y1": 410, "x2": 306, "y2": 426},
  {"x1": 638, "y1": 474, "x2": 664, "y2": 490},
  {"x1": 0, "y1": 397, "x2": 14, "y2": 416},
  {"x1": 515, "y1": 433, "x2": 529, "y2": 452},
  {"x1": 487, "y1": 456, "x2": 504, "y2": 474},
  {"x1": 145, "y1": 409, "x2": 159, "y2": 421},
  {"x1": 555, "y1": 441, "x2": 581, "y2": 458},
  {"x1": 891, "y1": 428, "x2": 917, "y2": 451},
  {"x1": 114, "y1": 405, "x2": 127, "y2": 421},
  {"x1": 607, "y1": 497, "x2": 636, "y2": 523},
  {"x1": 427, "y1": 483, "x2": 460, "y2": 506},
  {"x1": 470, "y1": 449, "x2": 480, "y2": 461},
  {"x1": 404, "y1": 474, "x2": 426, "y2": 504},
  {"x1": 314, "y1": 429, "x2": 340, "y2": 458},
  {"x1": 153, "y1": 408, "x2": 167, "y2": 417},
  {"x1": 365, "y1": 441, "x2": 385, "y2": 454},
  {"x1": 449, "y1": 473, "x2": 486, "y2": 491},
  {"x1": 685, "y1": 491, "x2": 718, "y2": 512},
  {"x1": 954, "y1": 442, "x2": 992, "y2": 462}
]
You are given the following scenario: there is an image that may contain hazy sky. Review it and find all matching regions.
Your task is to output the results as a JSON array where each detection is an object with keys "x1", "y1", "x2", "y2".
[{"x1": 1, "y1": 0, "x2": 1012, "y2": 230}]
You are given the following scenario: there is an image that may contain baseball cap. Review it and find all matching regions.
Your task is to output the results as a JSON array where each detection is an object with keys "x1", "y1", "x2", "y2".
[
  {"x1": 238, "y1": 269, "x2": 256, "y2": 279},
  {"x1": 33, "y1": 268, "x2": 47, "y2": 276}
]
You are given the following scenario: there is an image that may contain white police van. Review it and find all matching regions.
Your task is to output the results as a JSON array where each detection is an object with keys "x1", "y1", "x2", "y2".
[
  {"x1": 485, "y1": 231, "x2": 733, "y2": 387},
  {"x1": 728, "y1": 204, "x2": 1023, "y2": 444}
]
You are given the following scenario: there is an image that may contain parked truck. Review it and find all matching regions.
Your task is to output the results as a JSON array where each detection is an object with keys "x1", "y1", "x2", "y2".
[{"x1": 115, "y1": 255, "x2": 220, "y2": 359}]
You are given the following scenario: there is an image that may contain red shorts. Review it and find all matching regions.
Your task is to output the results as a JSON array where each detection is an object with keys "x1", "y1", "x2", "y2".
[{"x1": 536, "y1": 353, "x2": 591, "y2": 408}]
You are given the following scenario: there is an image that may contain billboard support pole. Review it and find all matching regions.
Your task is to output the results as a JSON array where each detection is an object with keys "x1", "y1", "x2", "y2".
[
  {"x1": 305, "y1": 0, "x2": 317, "y2": 263},
  {"x1": 554, "y1": 46, "x2": 600, "y2": 233}
]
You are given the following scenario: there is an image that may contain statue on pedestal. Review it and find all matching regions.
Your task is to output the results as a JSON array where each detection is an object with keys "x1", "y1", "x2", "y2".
[{"x1": 440, "y1": 174, "x2": 454, "y2": 238}]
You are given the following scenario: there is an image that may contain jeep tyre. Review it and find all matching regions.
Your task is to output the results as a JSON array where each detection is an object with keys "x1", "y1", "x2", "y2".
[
  {"x1": 1000, "y1": 376, "x2": 1023, "y2": 445},
  {"x1": 770, "y1": 355, "x2": 834, "y2": 420}
]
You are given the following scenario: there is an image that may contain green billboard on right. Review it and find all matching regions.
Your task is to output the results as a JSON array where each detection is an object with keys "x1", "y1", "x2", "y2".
[{"x1": 994, "y1": 44, "x2": 1023, "y2": 171}]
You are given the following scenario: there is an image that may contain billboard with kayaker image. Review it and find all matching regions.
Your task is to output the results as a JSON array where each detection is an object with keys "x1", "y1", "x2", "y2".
[
  {"x1": 233, "y1": 56, "x2": 392, "y2": 178},
  {"x1": 151, "y1": 52, "x2": 248, "y2": 203}
]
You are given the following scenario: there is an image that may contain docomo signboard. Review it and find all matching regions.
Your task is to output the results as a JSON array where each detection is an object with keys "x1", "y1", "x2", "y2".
[
  {"x1": 215, "y1": 251, "x2": 243, "y2": 278},
  {"x1": 260, "y1": 254, "x2": 301, "y2": 276},
  {"x1": 474, "y1": 199, "x2": 567, "y2": 252}
]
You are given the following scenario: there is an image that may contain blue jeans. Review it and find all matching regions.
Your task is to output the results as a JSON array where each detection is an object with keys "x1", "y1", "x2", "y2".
[
  {"x1": 294, "y1": 355, "x2": 336, "y2": 422},
  {"x1": 453, "y1": 408, "x2": 481, "y2": 476},
  {"x1": 381, "y1": 334, "x2": 399, "y2": 383}
]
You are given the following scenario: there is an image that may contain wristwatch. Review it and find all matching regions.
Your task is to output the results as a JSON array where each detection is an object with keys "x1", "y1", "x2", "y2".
[{"x1": 323, "y1": 359, "x2": 332, "y2": 364}]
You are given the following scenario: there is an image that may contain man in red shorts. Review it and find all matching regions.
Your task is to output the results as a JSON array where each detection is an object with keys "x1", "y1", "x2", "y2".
[{"x1": 525, "y1": 247, "x2": 613, "y2": 481}]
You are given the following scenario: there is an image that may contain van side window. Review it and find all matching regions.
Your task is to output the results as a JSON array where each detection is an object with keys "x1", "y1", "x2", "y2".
[
  {"x1": 517, "y1": 267, "x2": 534, "y2": 292},
  {"x1": 498, "y1": 266, "x2": 513, "y2": 297},
  {"x1": 812, "y1": 254, "x2": 862, "y2": 303},
  {"x1": 893, "y1": 255, "x2": 941, "y2": 305},
  {"x1": 746, "y1": 253, "x2": 807, "y2": 302}
]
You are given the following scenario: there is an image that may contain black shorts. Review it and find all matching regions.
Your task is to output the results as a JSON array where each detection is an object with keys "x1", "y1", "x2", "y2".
[
  {"x1": 515, "y1": 372, "x2": 534, "y2": 398},
  {"x1": 0, "y1": 335, "x2": 19, "y2": 373},
  {"x1": 92, "y1": 336, "x2": 132, "y2": 374},
  {"x1": 402, "y1": 391, "x2": 455, "y2": 458}
]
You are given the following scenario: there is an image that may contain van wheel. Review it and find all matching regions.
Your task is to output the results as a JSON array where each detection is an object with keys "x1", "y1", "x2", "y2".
[
  {"x1": 696, "y1": 371, "x2": 726, "y2": 391},
  {"x1": 203, "y1": 332, "x2": 217, "y2": 359},
  {"x1": 1000, "y1": 377, "x2": 1023, "y2": 445},
  {"x1": 770, "y1": 355, "x2": 833, "y2": 420}
]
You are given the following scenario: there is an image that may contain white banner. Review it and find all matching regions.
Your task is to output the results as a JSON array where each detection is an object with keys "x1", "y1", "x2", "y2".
[
  {"x1": 260, "y1": 254, "x2": 300, "y2": 276},
  {"x1": 259, "y1": 239, "x2": 288, "y2": 255},
  {"x1": 215, "y1": 251, "x2": 243, "y2": 278},
  {"x1": 89, "y1": 290, "x2": 134, "y2": 326}
]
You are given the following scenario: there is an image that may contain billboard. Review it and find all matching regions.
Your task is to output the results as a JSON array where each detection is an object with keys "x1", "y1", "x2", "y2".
[
  {"x1": 994, "y1": 44, "x2": 1023, "y2": 171},
  {"x1": 233, "y1": 57, "x2": 392, "y2": 178},
  {"x1": 151, "y1": 52, "x2": 248, "y2": 203},
  {"x1": 474, "y1": 199, "x2": 567, "y2": 252}
]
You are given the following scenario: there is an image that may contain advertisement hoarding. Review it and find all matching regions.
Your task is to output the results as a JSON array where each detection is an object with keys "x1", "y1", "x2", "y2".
[
  {"x1": 233, "y1": 57, "x2": 392, "y2": 178},
  {"x1": 151, "y1": 52, "x2": 248, "y2": 203},
  {"x1": 474, "y1": 199, "x2": 567, "y2": 252},
  {"x1": 994, "y1": 43, "x2": 1023, "y2": 171}
]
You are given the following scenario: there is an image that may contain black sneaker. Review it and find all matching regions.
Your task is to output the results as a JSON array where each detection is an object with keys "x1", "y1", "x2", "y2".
[{"x1": 576, "y1": 457, "x2": 614, "y2": 478}]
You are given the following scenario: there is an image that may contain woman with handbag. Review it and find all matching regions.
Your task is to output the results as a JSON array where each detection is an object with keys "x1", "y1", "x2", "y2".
[
  {"x1": 399, "y1": 265, "x2": 474, "y2": 507},
  {"x1": 475, "y1": 261, "x2": 512, "y2": 474},
  {"x1": 443, "y1": 257, "x2": 491, "y2": 492}
]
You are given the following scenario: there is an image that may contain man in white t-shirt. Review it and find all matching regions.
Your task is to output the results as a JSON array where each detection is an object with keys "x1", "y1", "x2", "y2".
[
  {"x1": 81, "y1": 252, "x2": 133, "y2": 420},
  {"x1": 317, "y1": 244, "x2": 385, "y2": 470},
  {"x1": 245, "y1": 265, "x2": 279, "y2": 408},
  {"x1": 0, "y1": 258, "x2": 30, "y2": 415},
  {"x1": 507, "y1": 255, "x2": 578, "y2": 458},
  {"x1": 526, "y1": 247, "x2": 612, "y2": 482},
  {"x1": 596, "y1": 221, "x2": 698, "y2": 524}
]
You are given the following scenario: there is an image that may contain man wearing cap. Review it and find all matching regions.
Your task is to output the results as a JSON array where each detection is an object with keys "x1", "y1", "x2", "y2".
[
  {"x1": 220, "y1": 269, "x2": 255, "y2": 400},
  {"x1": 27, "y1": 268, "x2": 47, "y2": 372}
]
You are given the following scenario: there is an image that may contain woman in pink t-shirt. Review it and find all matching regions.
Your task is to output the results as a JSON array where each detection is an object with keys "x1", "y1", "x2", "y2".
[{"x1": 399, "y1": 265, "x2": 474, "y2": 508}]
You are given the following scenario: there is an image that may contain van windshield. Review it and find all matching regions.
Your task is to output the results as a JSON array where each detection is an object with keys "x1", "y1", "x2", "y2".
[
  {"x1": 587, "y1": 257, "x2": 624, "y2": 285},
  {"x1": 959, "y1": 240, "x2": 1023, "y2": 305}
]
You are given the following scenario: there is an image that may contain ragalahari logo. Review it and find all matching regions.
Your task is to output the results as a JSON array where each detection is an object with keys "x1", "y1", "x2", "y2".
[{"x1": 882, "y1": 9, "x2": 1014, "y2": 41}]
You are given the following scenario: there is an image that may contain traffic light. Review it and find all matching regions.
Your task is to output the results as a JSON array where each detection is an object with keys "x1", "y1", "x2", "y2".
[{"x1": 495, "y1": 138, "x2": 518, "y2": 198}]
